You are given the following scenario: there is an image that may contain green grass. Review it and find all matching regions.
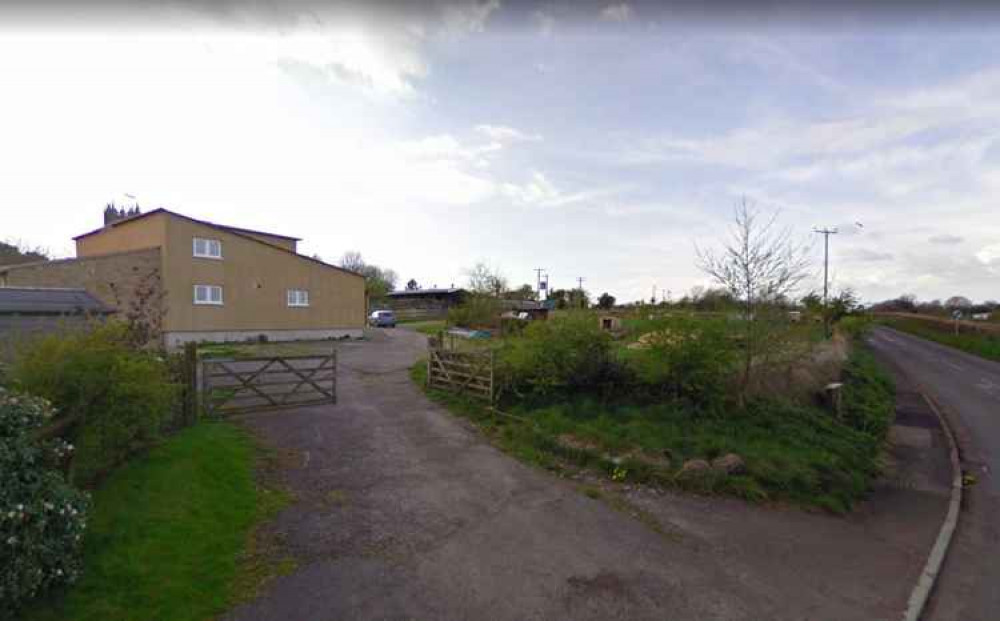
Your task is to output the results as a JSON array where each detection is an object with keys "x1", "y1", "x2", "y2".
[
  {"x1": 880, "y1": 317, "x2": 1000, "y2": 362},
  {"x1": 400, "y1": 320, "x2": 448, "y2": 336},
  {"x1": 24, "y1": 422, "x2": 290, "y2": 621},
  {"x1": 411, "y1": 344, "x2": 894, "y2": 513}
]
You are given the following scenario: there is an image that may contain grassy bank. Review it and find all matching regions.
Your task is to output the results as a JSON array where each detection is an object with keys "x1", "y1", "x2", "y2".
[
  {"x1": 399, "y1": 319, "x2": 448, "y2": 336},
  {"x1": 879, "y1": 317, "x2": 1000, "y2": 362},
  {"x1": 25, "y1": 422, "x2": 290, "y2": 621},
  {"x1": 412, "y1": 343, "x2": 894, "y2": 513}
]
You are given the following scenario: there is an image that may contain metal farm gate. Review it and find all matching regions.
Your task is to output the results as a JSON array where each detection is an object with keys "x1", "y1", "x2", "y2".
[{"x1": 201, "y1": 351, "x2": 337, "y2": 416}]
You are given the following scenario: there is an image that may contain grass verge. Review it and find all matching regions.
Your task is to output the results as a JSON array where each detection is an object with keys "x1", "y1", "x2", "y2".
[
  {"x1": 24, "y1": 421, "x2": 291, "y2": 621},
  {"x1": 411, "y1": 344, "x2": 894, "y2": 513},
  {"x1": 879, "y1": 317, "x2": 1000, "y2": 362},
  {"x1": 399, "y1": 320, "x2": 448, "y2": 336}
]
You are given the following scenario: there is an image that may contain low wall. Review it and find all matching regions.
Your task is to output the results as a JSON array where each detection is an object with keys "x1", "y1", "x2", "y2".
[{"x1": 164, "y1": 327, "x2": 363, "y2": 349}]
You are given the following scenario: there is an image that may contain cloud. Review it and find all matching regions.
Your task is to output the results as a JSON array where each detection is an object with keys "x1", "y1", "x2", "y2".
[
  {"x1": 976, "y1": 244, "x2": 1000, "y2": 265},
  {"x1": 848, "y1": 248, "x2": 894, "y2": 263},
  {"x1": 533, "y1": 10, "x2": 556, "y2": 36},
  {"x1": 600, "y1": 3, "x2": 633, "y2": 22},
  {"x1": 441, "y1": 0, "x2": 501, "y2": 36},
  {"x1": 475, "y1": 124, "x2": 542, "y2": 143},
  {"x1": 929, "y1": 234, "x2": 964, "y2": 245},
  {"x1": 502, "y1": 171, "x2": 622, "y2": 209}
]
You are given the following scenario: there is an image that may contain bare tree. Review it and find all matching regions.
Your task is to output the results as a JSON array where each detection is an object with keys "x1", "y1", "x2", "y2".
[
  {"x1": 696, "y1": 197, "x2": 811, "y2": 404},
  {"x1": 466, "y1": 262, "x2": 508, "y2": 298}
]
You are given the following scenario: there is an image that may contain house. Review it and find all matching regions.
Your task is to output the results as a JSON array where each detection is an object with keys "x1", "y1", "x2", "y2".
[
  {"x1": 0, "y1": 208, "x2": 366, "y2": 348},
  {"x1": 384, "y1": 288, "x2": 467, "y2": 321},
  {"x1": 0, "y1": 287, "x2": 114, "y2": 359}
]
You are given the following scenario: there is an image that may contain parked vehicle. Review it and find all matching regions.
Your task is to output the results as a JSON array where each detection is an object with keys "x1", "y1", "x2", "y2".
[{"x1": 369, "y1": 310, "x2": 397, "y2": 328}]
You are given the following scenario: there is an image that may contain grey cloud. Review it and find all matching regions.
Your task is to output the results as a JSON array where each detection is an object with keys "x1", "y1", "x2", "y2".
[{"x1": 929, "y1": 234, "x2": 964, "y2": 245}]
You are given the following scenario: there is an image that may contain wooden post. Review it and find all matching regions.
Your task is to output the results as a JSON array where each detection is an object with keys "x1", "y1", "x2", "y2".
[
  {"x1": 184, "y1": 342, "x2": 198, "y2": 425},
  {"x1": 331, "y1": 346, "x2": 338, "y2": 405},
  {"x1": 201, "y1": 358, "x2": 212, "y2": 418},
  {"x1": 489, "y1": 349, "x2": 495, "y2": 405},
  {"x1": 426, "y1": 345, "x2": 433, "y2": 389}
]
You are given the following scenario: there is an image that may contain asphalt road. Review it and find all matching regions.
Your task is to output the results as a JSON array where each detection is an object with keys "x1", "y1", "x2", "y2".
[{"x1": 867, "y1": 326, "x2": 1000, "y2": 621}]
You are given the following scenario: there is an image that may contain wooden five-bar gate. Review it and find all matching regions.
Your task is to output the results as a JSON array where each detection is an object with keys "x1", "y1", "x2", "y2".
[
  {"x1": 202, "y1": 351, "x2": 337, "y2": 416},
  {"x1": 426, "y1": 346, "x2": 495, "y2": 403}
]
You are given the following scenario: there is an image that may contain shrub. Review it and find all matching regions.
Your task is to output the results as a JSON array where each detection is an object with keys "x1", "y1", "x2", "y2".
[
  {"x1": 499, "y1": 313, "x2": 623, "y2": 398},
  {"x1": 447, "y1": 295, "x2": 502, "y2": 329},
  {"x1": 628, "y1": 316, "x2": 736, "y2": 409},
  {"x1": 0, "y1": 389, "x2": 89, "y2": 618},
  {"x1": 9, "y1": 322, "x2": 178, "y2": 485}
]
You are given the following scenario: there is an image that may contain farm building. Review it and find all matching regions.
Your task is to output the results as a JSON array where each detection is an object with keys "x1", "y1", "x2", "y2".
[
  {"x1": 384, "y1": 288, "x2": 467, "y2": 321},
  {"x1": 0, "y1": 287, "x2": 113, "y2": 358},
  {"x1": 0, "y1": 208, "x2": 366, "y2": 348}
]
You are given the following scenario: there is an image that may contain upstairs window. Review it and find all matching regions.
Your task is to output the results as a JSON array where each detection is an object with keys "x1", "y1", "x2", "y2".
[
  {"x1": 194, "y1": 284, "x2": 223, "y2": 305},
  {"x1": 193, "y1": 237, "x2": 222, "y2": 259},
  {"x1": 287, "y1": 289, "x2": 309, "y2": 307}
]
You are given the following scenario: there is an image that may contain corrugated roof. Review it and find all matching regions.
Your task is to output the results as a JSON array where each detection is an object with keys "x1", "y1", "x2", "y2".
[
  {"x1": 0, "y1": 287, "x2": 113, "y2": 315},
  {"x1": 387, "y1": 288, "x2": 466, "y2": 297}
]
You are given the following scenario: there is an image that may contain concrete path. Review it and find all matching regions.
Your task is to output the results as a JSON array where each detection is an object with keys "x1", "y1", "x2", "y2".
[
  {"x1": 225, "y1": 328, "x2": 951, "y2": 621},
  {"x1": 868, "y1": 327, "x2": 1000, "y2": 621}
]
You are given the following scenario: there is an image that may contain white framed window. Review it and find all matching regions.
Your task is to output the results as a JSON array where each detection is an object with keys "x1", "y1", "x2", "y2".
[
  {"x1": 287, "y1": 289, "x2": 309, "y2": 307},
  {"x1": 194, "y1": 284, "x2": 223, "y2": 305},
  {"x1": 193, "y1": 237, "x2": 222, "y2": 259}
]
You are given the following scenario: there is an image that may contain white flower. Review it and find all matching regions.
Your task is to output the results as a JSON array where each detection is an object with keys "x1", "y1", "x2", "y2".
[{"x1": 6, "y1": 536, "x2": 16, "y2": 545}]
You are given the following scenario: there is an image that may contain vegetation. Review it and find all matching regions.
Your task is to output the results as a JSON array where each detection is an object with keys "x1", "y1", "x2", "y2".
[
  {"x1": 8, "y1": 323, "x2": 178, "y2": 486},
  {"x1": 400, "y1": 320, "x2": 447, "y2": 336},
  {"x1": 415, "y1": 311, "x2": 894, "y2": 512},
  {"x1": 339, "y1": 251, "x2": 398, "y2": 302},
  {"x1": 1, "y1": 390, "x2": 89, "y2": 619},
  {"x1": 447, "y1": 294, "x2": 502, "y2": 329},
  {"x1": 879, "y1": 316, "x2": 1000, "y2": 362},
  {"x1": 0, "y1": 239, "x2": 49, "y2": 267},
  {"x1": 23, "y1": 422, "x2": 287, "y2": 621},
  {"x1": 696, "y1": 197, "x2": 811, "y2": 403}
]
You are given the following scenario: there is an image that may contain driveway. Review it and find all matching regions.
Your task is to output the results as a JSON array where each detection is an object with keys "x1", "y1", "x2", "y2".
[
  {"x1": 226, "y1": 328, "x2": 950, "y2": 621},
  {"x1": 867, "y1": 326, "x2": 1000, "y2": 621}
]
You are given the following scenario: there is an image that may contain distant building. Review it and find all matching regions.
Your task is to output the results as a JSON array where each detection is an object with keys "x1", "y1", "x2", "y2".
[{"x1": 384, "y1": 288, "x2": 467, "y2": 321}]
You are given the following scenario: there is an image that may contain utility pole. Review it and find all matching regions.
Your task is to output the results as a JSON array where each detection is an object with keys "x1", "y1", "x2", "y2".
[
  {"x1": 651, "y1": 284, "x2": 657, "y2": 305},
  {"x1": 534, "y1": 268, "x2": 546, "y2": 300},
  {"x1": 814, "y1": 227, "x2": 838, "y2": 336},
  {"x1": 577, "y1": 276, "x2": 586, "y2": 308}
]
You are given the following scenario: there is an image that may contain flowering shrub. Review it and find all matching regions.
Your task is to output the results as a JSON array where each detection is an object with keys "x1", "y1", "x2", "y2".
[{"x1": 0, "y1": 388, "x2": 89, "y2": 617}]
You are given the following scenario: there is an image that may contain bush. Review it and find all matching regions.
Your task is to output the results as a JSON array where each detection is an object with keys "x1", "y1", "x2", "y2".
[
  {"x1": 0, "y1": 389, "x2": 89, "y2": 618},
  {"x1": 9, "y1": 323, "x2": 178, "y2": 485},
  {"x1": 628, "y1": 316, "x2": 736, "y2": 409},
  {"x1": 447, "y1": 295, "x2": 502, "y2": 329},
  {"x1": 499, "y1": 313, "x2": 623, "y2": 398}
]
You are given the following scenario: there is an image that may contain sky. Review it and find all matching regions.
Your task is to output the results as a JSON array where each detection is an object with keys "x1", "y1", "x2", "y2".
[{"x1": 1, "y1": 0, "x2": 999, "y2": 305}]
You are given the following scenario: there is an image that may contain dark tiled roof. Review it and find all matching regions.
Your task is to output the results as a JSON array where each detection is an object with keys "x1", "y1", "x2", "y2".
[{"x1": 0, "y1": 287, "x2": 113, "y2": 315}]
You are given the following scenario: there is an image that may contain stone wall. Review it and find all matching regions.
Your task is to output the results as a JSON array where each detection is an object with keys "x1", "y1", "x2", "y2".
[{"x1": 0, "y1": 247, "x2": 163, "y2": 315}]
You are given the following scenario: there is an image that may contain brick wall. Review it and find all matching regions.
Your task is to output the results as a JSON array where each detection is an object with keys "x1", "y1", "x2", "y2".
[{"x1": 0, "y1": 247, "x2": 163, "y2": 315}]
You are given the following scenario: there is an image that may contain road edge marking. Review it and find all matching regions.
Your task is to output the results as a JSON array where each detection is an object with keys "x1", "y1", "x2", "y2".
[{"x1": 901, "y1": 390, "x2": 963, "y2": 621}]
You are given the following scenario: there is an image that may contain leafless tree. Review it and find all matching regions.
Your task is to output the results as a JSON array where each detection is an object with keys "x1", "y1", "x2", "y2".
[
  {"x1": 466, "y1": 262, "x2": 508, "y2": 298},
  {"x1": 696, "y1": 197, "x2": 811, "y2": 404}
]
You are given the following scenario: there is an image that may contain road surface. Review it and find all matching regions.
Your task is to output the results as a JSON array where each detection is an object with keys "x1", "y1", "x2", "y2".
[
  {"x1": 223, "y1": 327, "x2": 949, "y2": 621},
  {"x1": 868, "y1": 326, "x2": 1000, "y2": 621}
]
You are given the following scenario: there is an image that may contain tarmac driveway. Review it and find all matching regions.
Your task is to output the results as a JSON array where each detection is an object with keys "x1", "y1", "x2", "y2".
[{"x1": 226, "y1": 328, "x2": 949, "y2": 621}]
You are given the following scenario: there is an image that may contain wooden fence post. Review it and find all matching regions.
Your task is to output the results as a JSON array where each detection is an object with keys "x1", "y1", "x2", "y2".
[
  {"x1": 331, "y1": 346, "x2": 338, "y2": 405},
  {"x1": 183, "y1": 342, "x2": 198, "y2": 426}
]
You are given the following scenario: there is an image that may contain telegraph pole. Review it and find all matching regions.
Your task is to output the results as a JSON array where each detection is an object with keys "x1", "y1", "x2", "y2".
[
  {"x1": 577, "y1": 276, "x2": 586, "y2": 308},
  {"x1": 814, "y1": 227, "x2": 838, "y2": 337},
  {"x1": 534, "y1": 268, "x2": 546, "y2": 300},
  {"x1": 813, "y1": 227, "x2": 838, "y2": 306}
]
